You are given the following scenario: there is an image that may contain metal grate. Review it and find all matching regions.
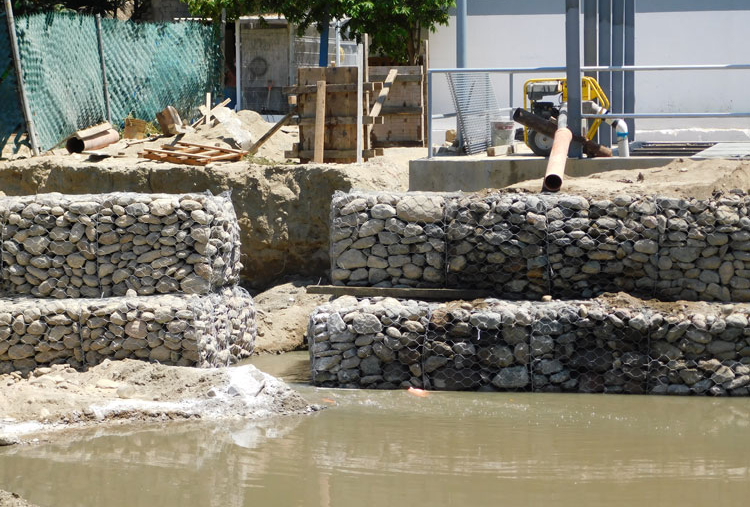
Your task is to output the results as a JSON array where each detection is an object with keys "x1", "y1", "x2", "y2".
[{"x1": 447, "y1": 72, "x2": 503, "y2": 155}]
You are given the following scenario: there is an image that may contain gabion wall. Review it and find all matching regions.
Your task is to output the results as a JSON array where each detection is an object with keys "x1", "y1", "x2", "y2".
[
  {"x1": 308, "y1": 296, "x2": 750, "y2": 396},
  {"x1": 331, "y1": 190, "x2": 750, "y2": 302},
  {"x1": 0, "y1": 286, "x2": 255, "y2": 374},
  {"x1": 0, "y1": 192, "x2": 241, "y2": 298}
]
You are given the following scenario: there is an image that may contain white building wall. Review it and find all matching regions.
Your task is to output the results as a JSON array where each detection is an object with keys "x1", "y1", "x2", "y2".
[{"x1": 429, "y1": 0, "x2": 750, "y2": 140}]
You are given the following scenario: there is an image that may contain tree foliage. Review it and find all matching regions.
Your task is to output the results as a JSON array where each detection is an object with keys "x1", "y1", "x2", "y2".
[
  {"x1": 10, "y1": 0, "x2": 151, "y2": 18},
  {"x1": 181, "y1": 0, "x2": 455, "y2": 64}
]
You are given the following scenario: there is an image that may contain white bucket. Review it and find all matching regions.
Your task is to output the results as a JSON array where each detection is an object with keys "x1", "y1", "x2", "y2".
[{"x1": 490, "y1": 120, "x2": 515, "y2": 147}]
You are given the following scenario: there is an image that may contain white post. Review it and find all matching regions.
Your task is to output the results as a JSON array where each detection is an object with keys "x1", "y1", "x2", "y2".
[
  {"x1": 235, "y1": 19, "x2": 241, "y2": 111},
  {"x1": 356, "y1": 43, "x2": 363, "y2": 163},
  {"x1": 334, "y1": 20, "x2": 341, "y2": 66}
]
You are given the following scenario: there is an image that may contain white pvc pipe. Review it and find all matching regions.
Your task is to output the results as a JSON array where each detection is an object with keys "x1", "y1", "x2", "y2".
[{"x1": 583, "y1": 101, "x2": 629, "y2": 157}]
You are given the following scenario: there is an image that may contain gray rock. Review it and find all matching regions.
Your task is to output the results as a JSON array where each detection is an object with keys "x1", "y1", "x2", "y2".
[{"x1": 491, "y1": 366, "x2": 530, "y2": 389}]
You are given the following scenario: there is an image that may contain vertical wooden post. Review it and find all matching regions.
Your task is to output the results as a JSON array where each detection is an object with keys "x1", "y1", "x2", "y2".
[
  {"x1": 356, "y1": 44, "x2": 363, "y2": 163},
  {"x1": 362, "y1": 34, "x2": 371, "y2": 153},
  {"x1": 4, "y1": 0, "x2": 39, "y2": 155},
  {"x1": 205, "y1": 92, "x2": 212, "y2": 124},
  {"x1": 314, "y1": 80, "x2": 326, "y2": 163}
]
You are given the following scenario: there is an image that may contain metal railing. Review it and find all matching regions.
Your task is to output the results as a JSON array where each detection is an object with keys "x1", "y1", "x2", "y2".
[{"x1": 427, "y1": 63, "x2": 750, "y2": 158}]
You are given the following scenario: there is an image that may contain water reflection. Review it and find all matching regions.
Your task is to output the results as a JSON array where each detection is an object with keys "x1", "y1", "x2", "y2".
[{"x1": 1, "y1": 375, "x2": 750, "y2": 506}]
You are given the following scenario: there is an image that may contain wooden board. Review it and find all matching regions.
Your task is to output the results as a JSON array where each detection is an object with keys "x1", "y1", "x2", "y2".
[
  {"x1": 306, "y1": 285, "x2": 492, "y2": 301},
  {"x1": 284, "y1": 148, "x2": 383, "y2": 159},
  {"x1": 295, "y1": 116, "x2": 384, "y2": 126},
  {"x1": 283, "y1": 82, "x2": 382, "y2": 94},
  {"x1": 140, "y1": 141, "x2": 246, "y2": 166},
  {"x1": 369, "y1": 66, "x2": 425, "y2": 148}
]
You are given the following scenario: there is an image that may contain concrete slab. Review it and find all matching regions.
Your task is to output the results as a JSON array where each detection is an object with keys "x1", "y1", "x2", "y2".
[
  {"x1": 409, "y1": 155, "x2": 674, "y2": 192},
  {"x1": 693, "y1": 142, "x2": 750, "y2": 159}
]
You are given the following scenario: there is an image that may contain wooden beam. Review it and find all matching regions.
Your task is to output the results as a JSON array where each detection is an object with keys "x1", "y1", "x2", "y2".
[
  {"x1": 368, "y1": 69, "x2": 398, "y2": 118},
  {"x1": 247, "y1": 107, "x2": 297, "y2": 156},
  {"x1": 175, "y1": 141, "x2": 246, "y2": 154},
  {"x1": 295, "y1": 116, "x2": 384, "y2": 126},
  {"x1": 306, "y1": 285, "x2": 492, "y2": 300},
  {"x1": 283, "y1": 82, "x2": 382, "y2": 94},
  {"x1": 313, "y1": 80, "x2": 326, "y2": 163},
  {"x1": 190, "y1": 98, "x2": 231, "y2": 127},
  {"x1": 368, "y1": 74, "x2": 422, "y2": 82},
  {"x1": 285, "y1": 148, "x2": 383, "y2": 159},
  {"x1": 379, "y1": 106, "x2": 423, "y2": 116}
]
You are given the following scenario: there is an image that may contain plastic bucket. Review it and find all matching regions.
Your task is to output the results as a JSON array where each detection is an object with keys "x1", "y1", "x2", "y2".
[{"x1": 490, "y1": 120, "x2": 515, "y2": 147}]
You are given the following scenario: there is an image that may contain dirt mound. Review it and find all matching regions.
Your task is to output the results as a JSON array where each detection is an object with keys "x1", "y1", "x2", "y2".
[
  {"x1": 0, "y1": 491, "x2": 38, "y2": 507},
  {"x1": 252, "y1": 279, "x2": 331, "y2": 354},
  {"x1": 510, "y1": 158, "x2": 750, "y2": 199},
  {"x1": 0, "y1": 359, "x2": 317, "y2": 444}
]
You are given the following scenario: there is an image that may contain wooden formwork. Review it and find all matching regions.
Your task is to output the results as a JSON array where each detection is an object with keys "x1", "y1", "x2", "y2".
[
  {"x1": 284, "y1": 66, "x2": 384, "y2": 163},
  {"x1": 368, "y1": 65, "x2": 426, "y2": 148}
]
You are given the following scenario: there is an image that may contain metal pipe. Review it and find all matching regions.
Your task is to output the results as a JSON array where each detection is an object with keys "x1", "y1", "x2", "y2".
[
  {"x1": 624, "y1": 0, "x2": 635, "y2": 140},
  {"x1": 334, "y1": 20, "x2": 341, "y2": 66},
  {"x1": 611, "y1": 0, "x2": 625, "y2": 115},
  {"x1": 544, "y1": 104, "x2": 571, "y2": 192},
  {"x1": 4, "y1": 0, "x2": 40, "y2": 155},
  {"x1": 319, "y1": 20, "x2": 329, "y2": 67},
  {"x1": 508, "y1": 73, "x2": 514, "y2": 108},
  {"x1": 429, "y1": 66, "x2": 565, "y2": 75},
  {"x1": 235, "y1": 20, "x2": 241, "y2": 110},
  {"x1": 565, "y1": 0, "x2": 582, "y2": 158},
  {"x1": 598, "y1": 0, "x2": 612, "y2": 148},
  {"x1": 427, "y1": 72, "x2": 433, "y2": 159},
  {"x1": 584, "y1": 0, "x2": 597, "y2": 79},
  {"x1": 95, "y1": 14, "x2": 112, "y2": 124},
  {"x1": 582, "y1": 63, "x2": 750, "y2": 71},
  {"x1": 456, "y1": 0, "x2": 467, "y2": 68},
  {"x1": 65, "y1": 128, "x2": 119, "y2": 153},
  {"x1": 583, "y1": 112, "x2": 750, "y2": 119},
  {"x1": 544, "y1": 128, "x2": 573, "y2": 192}
]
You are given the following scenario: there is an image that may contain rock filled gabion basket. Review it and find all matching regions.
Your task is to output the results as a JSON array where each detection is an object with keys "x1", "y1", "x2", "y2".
[
  {"x1": 0, "y1": 191, "x2": 256, "y2": 374},
  {"x1": 330, "y1": 190, "x2": 750, "y2": 302},
  {"x1": 0, "y1": 286, "x2": 255, "y2": 374},
  {"x1": 0, "y1": 192, "x2": 241, "y2": 298},
  {"x1": 307, "y1": 296, "x2": 750, "y2": 396}
]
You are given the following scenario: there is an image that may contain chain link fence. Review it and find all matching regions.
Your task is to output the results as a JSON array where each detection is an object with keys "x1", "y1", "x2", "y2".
[
  {"x1": 308, "y1": 296, "x2": 750, "y2": 396},
  {"x1": 1, "y1": 11, "x2": 221, "y2": 153}
]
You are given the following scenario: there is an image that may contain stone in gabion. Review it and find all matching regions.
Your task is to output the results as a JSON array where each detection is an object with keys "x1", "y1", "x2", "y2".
[
  {"x1": 307, "y1": 296, "x2": 750, "y2": 396},
  {"x1": 0, "y1": 286, "x2": 255, "y2": 374},
  {"x1": 330, "y1": 190, "x2": 750, "y2": 303},
  {"x1": 0, "y1": 192, "x2": 241, "y2": 298}
]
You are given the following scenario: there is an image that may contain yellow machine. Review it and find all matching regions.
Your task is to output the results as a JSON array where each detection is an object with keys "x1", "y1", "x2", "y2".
[{"x1": 522, "y1": 76, "x2": 609, "y2": 156}]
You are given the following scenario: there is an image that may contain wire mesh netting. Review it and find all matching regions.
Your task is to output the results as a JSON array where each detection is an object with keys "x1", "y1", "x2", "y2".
[
  {"x1": 447, "y1": 72, "x2": 504, "y2": 155},
  {"x1": 3, "y1": 12, "x2": 221, "y2": 153},
  {"x1": 0, "y1": 9, "x2": 26, "y2": 153},
  {"x1": 308, "y1": 297, "x2": 750, "y2": 396}
]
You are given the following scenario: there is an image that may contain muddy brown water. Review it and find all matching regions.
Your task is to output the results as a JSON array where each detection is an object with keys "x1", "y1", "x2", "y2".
[{"x1": 1, "y1": 351, "x2": 749, "y2": 506}]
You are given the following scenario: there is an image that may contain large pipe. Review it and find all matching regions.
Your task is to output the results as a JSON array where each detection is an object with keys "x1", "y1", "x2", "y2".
[
  {"x1": 611, "y1": 0, "x2": 625, "y2": 115},
  {"x1": 66, "y1": 127, "x2": 119, "y2": 153},
  {"x1": 582, "y1": 101, "x2": 629, "y2": 156},
  {"x1": 543, "y1": 106, "x2": 572, "y2": 192},
  {"x1": 513, "y1": 108, "x2": 612, "y2": 158},
  {"x1": 624, "y1": 0, "x2": 635, "y2": 140},
  {"x1": 544, "y1": 128, "x2": 573, "y2": 192}
]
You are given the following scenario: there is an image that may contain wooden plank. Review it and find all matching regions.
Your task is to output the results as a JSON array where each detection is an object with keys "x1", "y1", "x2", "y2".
[
  {"x1": 247, "y1": 108, "x2": 297, "y2": 156},
  {"x1": 175, "y1": 141, "x2": 245, "y2": 154},
  {"x1": 326, "y1": 66, "x2": 357, "y2": 163},
  {"x1": 295, "y1": 116, "x2": 384, "y2": 126},
  {"x1": 314, "y1": 80, "x2": 326, "y2": 163},
  {"x1": 306, "y1": 285, "x2": 492, "y2": 301},
  {"x1": 143, "y1": 148, "x2": 216, "y2": 159},
  {"x1": 285, "y1": 148, "x2": 383, "y2": 159},
  {"x1": 283, "y1": 82, "x2": 381, "y2": 94},
  {"x1": 380, "y1": 106, "x2": 423, "y2": 116},
  {"x1": 356, "y1": 43, "x2": 363, "y2": 164},
  {"x1": 369, "y1": 69, "x2": 398, "y2": 118},
  {"x1": 191, "y1": 98, "x2": 231, "y2": 127},
  {"x1": 368, "y1": 74, "x2": 422, "y2": 82},
  {"x1": 141, "y1": 152, "x2": 209, "y2": 166}
]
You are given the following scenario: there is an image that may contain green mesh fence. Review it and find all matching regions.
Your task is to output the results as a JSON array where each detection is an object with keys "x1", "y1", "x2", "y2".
[
  {"x1": 6, "y1": 12, "x2": 221, "y2": 153},
  {"x1": 0, "y1": 9, "x2": 26, "y2": 154}
]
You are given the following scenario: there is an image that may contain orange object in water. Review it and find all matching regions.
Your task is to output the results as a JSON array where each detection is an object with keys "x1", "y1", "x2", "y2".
[
  {"x1": 321, "y1": 398, "x2": 336, "y2": 404},
  {"x1": 408, "y1": 387, "x2": 429, "y2": 398}
]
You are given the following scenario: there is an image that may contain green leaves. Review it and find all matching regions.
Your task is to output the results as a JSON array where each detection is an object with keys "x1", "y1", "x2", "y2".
[{"x1": 179, "y1": 0, "x2": 455, "y2": 65}]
